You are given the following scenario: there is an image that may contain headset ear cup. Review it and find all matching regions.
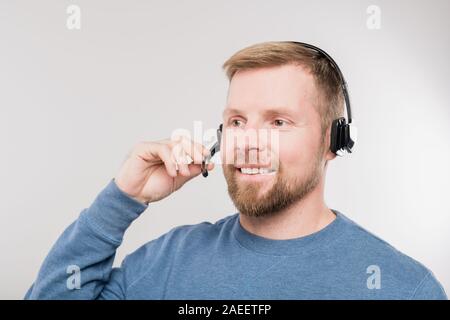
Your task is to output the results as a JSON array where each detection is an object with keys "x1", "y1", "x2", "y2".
[
  {"x1": 343, "y1": 124, "x2": 351, "y2": 153},
  {"x1": 330, "y1": 118, "x2": 340, "y2": 154},
  {"x1": 330, "y1": 117, "x2": 347, "y2": 155},
  {"x1": 347, "y1": 124, "x2": 357, "y2": 151}
]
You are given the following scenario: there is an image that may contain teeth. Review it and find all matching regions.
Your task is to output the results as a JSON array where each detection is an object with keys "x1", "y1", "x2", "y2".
[{"x1": 239, "y1": 167, "x2": 276, "y2": 175}]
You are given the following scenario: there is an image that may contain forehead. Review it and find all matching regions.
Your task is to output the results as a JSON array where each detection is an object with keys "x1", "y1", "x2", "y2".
[{"x1": 224, "y1": 64, "x2": 317, "y2": 117}]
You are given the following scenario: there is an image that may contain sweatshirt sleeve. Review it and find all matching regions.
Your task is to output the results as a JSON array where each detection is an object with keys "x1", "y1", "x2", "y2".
[
  {"x1": 410, "y1": 271, "x2": 448, "y2": 300},
  {"x1": 24, "y1": 179, "x2": 148, "y2": 300}
]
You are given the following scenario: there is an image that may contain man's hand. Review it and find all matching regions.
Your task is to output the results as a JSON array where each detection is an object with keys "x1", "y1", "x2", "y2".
[{"x1": 115, "y1": 137, "x2": 214, "y2": 204}]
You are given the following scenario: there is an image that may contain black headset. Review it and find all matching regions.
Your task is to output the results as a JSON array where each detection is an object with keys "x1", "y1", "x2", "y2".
[{"x1": 201, "y1": 41, "x2": 357, "y2": 177}]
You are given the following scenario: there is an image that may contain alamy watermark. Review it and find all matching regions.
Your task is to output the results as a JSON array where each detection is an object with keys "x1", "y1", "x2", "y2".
[
  {"x1": 366, "y1": 265, "x2": 381, "y2": 289},
  {"x1": 66, "y1": 264, "x2": 81, "y2": 290}
]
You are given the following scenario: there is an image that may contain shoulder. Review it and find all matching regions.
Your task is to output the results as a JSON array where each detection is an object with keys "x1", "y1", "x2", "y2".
[{"x1": 335, "y1": 211, "x2": 447, "y2": 299}]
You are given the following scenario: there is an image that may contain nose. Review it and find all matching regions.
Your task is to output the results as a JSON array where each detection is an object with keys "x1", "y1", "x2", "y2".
[
  {"x1": 235, "y1": 126, "x2": 272, "y2": 166},
  {"x1": 235, "y1": 126, "x2": 267, "y2": 150}
]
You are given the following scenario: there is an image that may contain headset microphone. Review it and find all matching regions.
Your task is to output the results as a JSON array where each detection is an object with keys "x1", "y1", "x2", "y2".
[{"x1": 201, "y1": 124, "x2": 222, "y2": 177}]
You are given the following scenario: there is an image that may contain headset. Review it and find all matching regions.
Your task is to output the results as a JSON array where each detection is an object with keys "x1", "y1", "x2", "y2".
[{"x1": 201, "y1": 41, "x2": 357, "y2": 177}]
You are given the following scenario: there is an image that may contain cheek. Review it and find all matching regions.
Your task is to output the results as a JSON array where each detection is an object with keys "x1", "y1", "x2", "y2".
[
  {"x1": 221, "y1": 138, "x2": 234, "y2": 166},
  {"x1": 277, "y1": 133, "x2": 318, "y2": 170},
  {"x1": 221, "y1": 137, "x2": 243, "y2": 166}
]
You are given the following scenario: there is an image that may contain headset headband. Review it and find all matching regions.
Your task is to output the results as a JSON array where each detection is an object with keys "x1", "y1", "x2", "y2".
[{"x1": 288, "y1": 41, "x2": 352, "y2": 124}]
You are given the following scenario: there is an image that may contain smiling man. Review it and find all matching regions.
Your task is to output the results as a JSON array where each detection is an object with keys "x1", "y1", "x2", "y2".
[{"x1": 25, "y1": 41, "x2": 447, "y2": 300}]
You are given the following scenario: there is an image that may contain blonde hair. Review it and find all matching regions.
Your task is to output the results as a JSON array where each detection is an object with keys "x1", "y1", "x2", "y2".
[{"x1": 222, "y1": 41, "x2": 345, "y2": 140}]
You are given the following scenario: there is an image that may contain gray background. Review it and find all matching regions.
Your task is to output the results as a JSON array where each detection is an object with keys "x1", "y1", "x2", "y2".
[{"x1": 0, "y1": 0, "x2": 449, "y2": 299}]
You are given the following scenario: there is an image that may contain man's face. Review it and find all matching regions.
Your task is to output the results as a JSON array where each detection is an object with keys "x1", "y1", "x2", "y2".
[{"x1": 221, "y1": 64, "x2": 334, "y2": 217}]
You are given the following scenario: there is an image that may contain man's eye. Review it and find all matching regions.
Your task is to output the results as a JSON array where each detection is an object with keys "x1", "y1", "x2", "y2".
[
  {"x1": 273, "y1": 119, "x2": 286, "y2": 127},
  {"x1": 231, "y1": 119, "x2": 244, "y2": 127}
]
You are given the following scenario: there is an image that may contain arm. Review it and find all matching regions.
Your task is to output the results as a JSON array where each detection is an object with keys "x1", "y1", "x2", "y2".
[
  {"x1": 24, "y1": 179, "x2": 147, "y2": 299},
  {"x1": 25, "y1": 137, "x2": 212, "y2": 299}
]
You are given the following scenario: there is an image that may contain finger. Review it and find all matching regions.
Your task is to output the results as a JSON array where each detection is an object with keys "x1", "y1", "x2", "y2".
[
  {"x1": 171, "y1": 143, "x2": 191, "y2": 176},
  {"x1": 187, "y1": 162, "x2": 214, "y2": 177},
  {"x1": 136, "y1": 142, "x2": 178, "y2": 177},
  {"x1": 152, "y1": 143, "x2": 178, "y2": 177},
  {"x1": 180, "y1": 137, "x2": 207, "y2": 165},
  {"x1": 169, "y1": 135, "x2": 210, "y2": 159},
  {"x1": 176, "y1": 163, "x2": 203, "y2": 184}
]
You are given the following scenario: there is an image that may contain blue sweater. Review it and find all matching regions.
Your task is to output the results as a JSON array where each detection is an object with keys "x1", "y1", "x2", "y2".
[{"x1": 25, "y1": 179, "x2": 447, "y2": 300}]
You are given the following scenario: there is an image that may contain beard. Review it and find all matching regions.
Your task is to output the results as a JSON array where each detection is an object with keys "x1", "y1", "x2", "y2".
[{"x1": 222, "y1": 143, "x2": 325, "y2": 218}]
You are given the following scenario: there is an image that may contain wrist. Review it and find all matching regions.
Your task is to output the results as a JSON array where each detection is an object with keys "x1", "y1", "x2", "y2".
[
  {"x1": 113, "y1": 179, "x2": 150, "y2": 206},
  {"x1": 132, "y1": 195, "x2": 150, "y2": 205}
]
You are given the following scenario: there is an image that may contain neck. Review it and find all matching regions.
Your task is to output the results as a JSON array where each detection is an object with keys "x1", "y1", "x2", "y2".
[{"x1": 239, "y1": 175, "x2": 336, "y2": 240}]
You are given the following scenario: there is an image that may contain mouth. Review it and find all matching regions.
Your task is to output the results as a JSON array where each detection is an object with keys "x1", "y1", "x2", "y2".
[
  {"x1": 234, "y1": 166, "x2": 278, "y2": 183},
  {"x1": 236, "y1": 167, "x2": 277, "y2": 175}
]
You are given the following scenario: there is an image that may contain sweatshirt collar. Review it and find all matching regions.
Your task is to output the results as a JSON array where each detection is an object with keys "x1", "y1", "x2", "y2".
[{"x1": 231, "y1": 209, "x2": 347, "y2": 256}]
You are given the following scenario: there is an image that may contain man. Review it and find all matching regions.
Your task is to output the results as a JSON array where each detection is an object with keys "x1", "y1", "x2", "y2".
[{"x1": 25, "y1": 41, "x2": 447, "y2": 299}]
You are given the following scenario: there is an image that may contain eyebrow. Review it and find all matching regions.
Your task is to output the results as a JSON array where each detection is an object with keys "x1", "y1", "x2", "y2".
[{"x1": 222, "y1": 107, "x2": 298, "y2": 118}]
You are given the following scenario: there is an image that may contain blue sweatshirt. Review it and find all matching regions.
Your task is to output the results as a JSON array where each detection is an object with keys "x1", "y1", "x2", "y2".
[{"x1": 25, "y1": 179, "x2": 447, "y2": 300}]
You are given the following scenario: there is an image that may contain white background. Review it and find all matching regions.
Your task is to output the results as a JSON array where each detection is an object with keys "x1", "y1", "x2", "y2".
[{"x1": 0, "y1": 0, "x2": 449, "y2": 299}]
